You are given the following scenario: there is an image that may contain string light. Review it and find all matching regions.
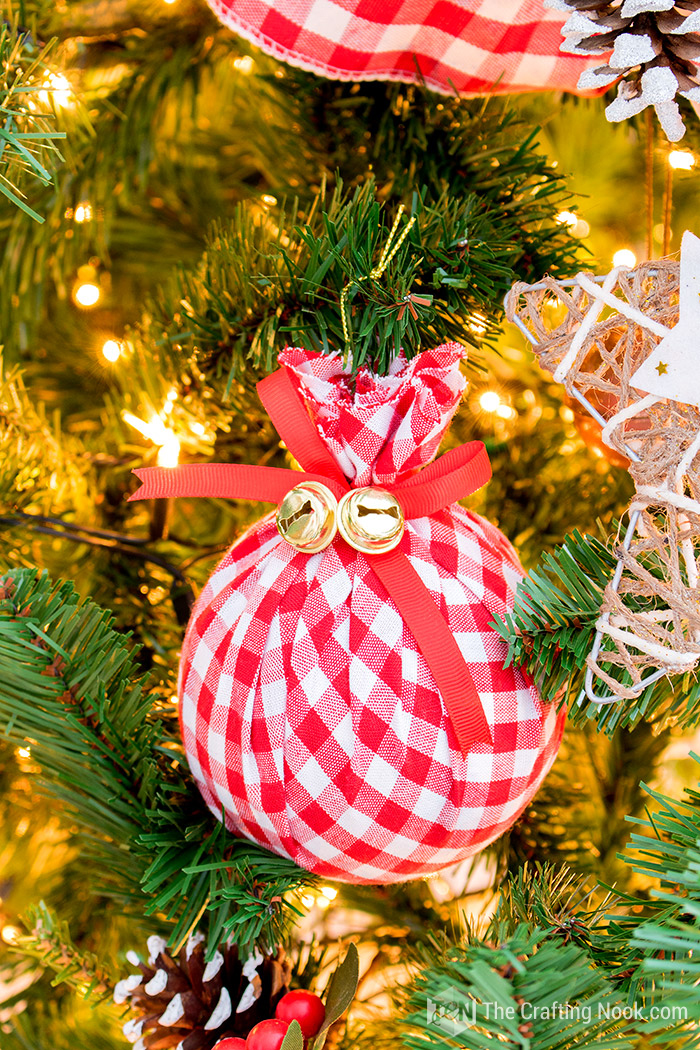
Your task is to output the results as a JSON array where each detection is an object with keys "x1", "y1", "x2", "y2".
[
  {"x1": 556, "y1": 211, "x2": 578, "y2": 228},
  {"x1": 468, "y1": 312, "x2": 488, "y2": 336},
  {"x1": 40, "y1": 72, "x2": 73, "y2": 108},
  {"x1": 478, "y1": 390, "x2": 516, "y2": 420},
  {"x1": 668, "y1": 150, "x2": 695, "y2": 171},
  {"x1": 612, "y1": 248, "x2": 637, "y2": 268},
  {"x1": 102, "y1": 339, "x2": 122, "y2": 362},
  {"x1": 123, "y1": 411, "x2": 181, "y2": 468},
  {"x1": 234, "y1": 56, "x2": 255, "y2": 74},
  {"x1": 74, "y1": 282, "x2": 100, "y2": 307},
  {"x1": 262, "y1": 194, "x2": 277, "y2": 206},
  {"x1": 479, "y1": 390, "x2": 502, "y2": 413},
  {"x1": 17, "y1": 747, "x2": 31, "y2": 759},
  {"x1": 74, "y1": 202, "x2": 93, "y2": 223},
  {"x1": 320, "y1": 886, "x2": 338, "y2": 900},
  {"x1": 191, "y1": 421, "x2": 206, "y2": 436},
  {"x1": 157, "y1": 434, "x2": 181, "y2": 468},
  {"x1": 1, "y1": 926, "x2": 20, "y2": 945},
  {"x1": 556, "y1": 210, "x2": 590, "y2": 238}
]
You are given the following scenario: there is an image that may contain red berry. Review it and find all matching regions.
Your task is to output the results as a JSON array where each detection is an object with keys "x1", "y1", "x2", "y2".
[
  {"x1": 275, "y1": 990, "x2": 326, "y2": 1039},
  {"x1": 213, "y1": 1040, "x2": 247, "y2": 1050},
  {"x1": 246, "y1": 1019, "x2": 290, "y2": 1050}
]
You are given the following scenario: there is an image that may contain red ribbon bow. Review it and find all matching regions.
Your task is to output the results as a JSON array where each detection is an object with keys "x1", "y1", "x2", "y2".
[{"x1": 129, "y1": 367, "x2": 494, "y2": 755}]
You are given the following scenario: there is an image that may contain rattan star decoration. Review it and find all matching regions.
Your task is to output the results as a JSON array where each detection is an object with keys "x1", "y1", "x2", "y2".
[{"x1": 506, "y1": 230, "x2": 700, "y2": 703}]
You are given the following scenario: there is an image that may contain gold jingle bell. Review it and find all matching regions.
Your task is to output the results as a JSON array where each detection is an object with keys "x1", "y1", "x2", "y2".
[
  {"x1": 337, "y1": 487, "x2": 405, "y2": 554},
  {"x1": 276, "y1": 482, "x2": 338, "y2": 553}
]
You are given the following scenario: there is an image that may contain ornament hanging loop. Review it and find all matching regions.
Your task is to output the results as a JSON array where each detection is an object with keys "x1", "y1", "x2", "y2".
[{"x1": 340, "y1": 204, "x2": 417, "y2": 350}]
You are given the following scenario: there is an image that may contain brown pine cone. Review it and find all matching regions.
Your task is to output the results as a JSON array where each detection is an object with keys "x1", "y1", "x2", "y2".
[
  {"x1": 545, "y1": 0, "x2": 700, "y2": 140},
  {"x1": 114, "y1": 935, "x2": 292, "y2": 1050}
]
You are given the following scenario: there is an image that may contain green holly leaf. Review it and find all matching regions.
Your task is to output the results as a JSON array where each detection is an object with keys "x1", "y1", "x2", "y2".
[
  {"x1": 311, "y1": 942, "x2": 359, "y2": 1050},
  {"x1": 280, "y1": 1019, "x2": 304, "y2": 1050}
]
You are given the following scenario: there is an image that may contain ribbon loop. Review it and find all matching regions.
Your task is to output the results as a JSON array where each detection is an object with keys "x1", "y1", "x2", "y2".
[
  {"x1": 257, "y1": 369, "x2": 347, "y2": 486},
  {"x1": 129, "y1": 366, "x2": 495, "y2": 755}
]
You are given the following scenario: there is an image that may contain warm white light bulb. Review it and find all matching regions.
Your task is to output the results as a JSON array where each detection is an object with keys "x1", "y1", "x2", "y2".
[
  {"x1": 157, "y1": 433, "x2": 181, "y2": 468},
  {"x1": 613, "y1": 249, "x2": 637, "y2": 268},
  {"x1": 75, "y1": 282, "x2": 100, "y2": 307},
  {"x1": 42, "y1": 72, "x2": 73, "y2": 108},
  {"x1": 74, "y1": 202, "x2": 93, "y2": 223},
  {"x1": 124, "y1": 409, "x2": 181, "y2": 467},
  {"x1": 669, "y1": 150, "x2": 695, "y2": 171},
  {"x1": 556, "y1": 211, "x2": 578, "y2": 228},
  {"x1": 1, "y1": 925, "x2": 20, "y2": 945},
  {"x1": 234, "y1": 56, "x2": 255, "y2": 74},
  {"x1": 479, "y1": 391, "x2": 501, "y2": 413},
  {"x1": 469, "y1": 313, "x2": 488, "y2": 336},
  {"x1": 102, "y1": 339, "x2": 122, "y2": 362}
]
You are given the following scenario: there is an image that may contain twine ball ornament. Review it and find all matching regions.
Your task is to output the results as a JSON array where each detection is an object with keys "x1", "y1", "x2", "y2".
[
  {"x1": 164, "y1": 345, "x2": 565, "y2": 884},
  {"x1": 506, "y1": 230, "x2": 700, "y2": 701}
]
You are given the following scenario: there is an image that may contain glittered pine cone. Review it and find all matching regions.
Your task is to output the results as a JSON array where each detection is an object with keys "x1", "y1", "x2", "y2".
[
  {"x1": 114, "y1": 934, "x2": 291, "y2": 1050},
  {"x1": 547, "y1": 0, "x2": 700, "y2": 139}
]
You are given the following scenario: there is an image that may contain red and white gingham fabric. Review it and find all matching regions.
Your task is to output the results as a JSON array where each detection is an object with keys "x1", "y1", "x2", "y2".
[
  {"x1": 178, "y1": 346, "x2": 565, "y2": 884},
  {"x1": 204, "y1": 0, "x2": 601, "y2": 97}
]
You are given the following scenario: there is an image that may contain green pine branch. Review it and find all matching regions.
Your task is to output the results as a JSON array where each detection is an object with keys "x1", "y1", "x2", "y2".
[
  {"x1": 3, "y1": 997, "x2": 121, "y2": 1050},
  {"x1": 494, "y1": 528, "x2": 700, "y2": 735},
  {"x1": 0, "y1": 567, "x2": 315, "y2": 959},
  {"x1": 143, "y1": 143, "x2": 581, "y2": 386},
  {"x1": 0, "y1": 18, "x2": 67, "y2": 221},
  {"x1": 399, "y1": 925, "x2": 637, "y2": 1050},
  {"x1": 280, "y1": 73, "x2": 582, "y2": 287},
  {"x1": 147, "y1": 177, "x2": 507, "y2": 385},
  {"x1": 0, "y1": 357, "x2": 94, "y2": 564},
  {"x1": 13, "y1": 901, "x2": 115, "y2": 998},
  {"x1": 354, "y1": 855, "x2": 700, "y2": 1050}
]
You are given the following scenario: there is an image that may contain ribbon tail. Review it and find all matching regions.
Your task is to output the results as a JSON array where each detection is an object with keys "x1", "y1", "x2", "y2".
[
  {"x1": 128, "y1": 464, "x2": 346, "y2": 503},
  {"x1": 371, "y1": 549, "x2": 493, "y2": 755}
]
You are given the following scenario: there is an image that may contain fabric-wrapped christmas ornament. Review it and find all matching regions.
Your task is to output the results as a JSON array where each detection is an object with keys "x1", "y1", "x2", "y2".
[
  {"x1": 203, "y1": 0, "x2": 605, "y2": 98},
  {"x1": 130, "y1": 345, "x2": 564, "y2": 884}
]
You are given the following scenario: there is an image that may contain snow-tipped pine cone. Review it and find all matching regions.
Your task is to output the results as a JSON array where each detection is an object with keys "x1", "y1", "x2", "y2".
[
  {"x1": 114, "y1": 935, "x2": 291, "y2": 1050},
  {"x1": 545, "y1": 0, "x2": 700, "y2": 140}
]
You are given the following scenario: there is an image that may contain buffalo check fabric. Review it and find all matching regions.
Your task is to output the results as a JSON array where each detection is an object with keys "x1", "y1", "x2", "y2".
[
  {"x1": 203, "y1": 0, "x2": 602, "y2": 97},
  {"x1": 178, "y1": 347, "x2": 565, "y2": 884}
]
